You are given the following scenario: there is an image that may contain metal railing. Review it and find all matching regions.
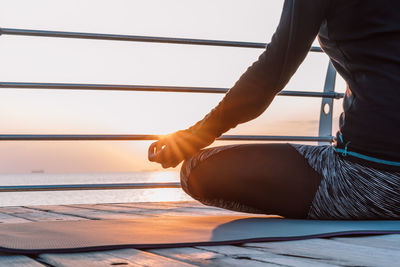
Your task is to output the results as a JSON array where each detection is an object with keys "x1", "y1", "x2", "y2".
[
  {"x1": 0, "y1": 27, "x2": 340, "y2": 192},
  {"x1": 0, "y1": 28, "x2": 324, "y2": 52},
  {"x1": 0, "y1": 183, "x2": 182, "y2": 193},
  {"x1": 0, "y1": 82, "x2": 342, "y2": 98},
  {"x1": 0, "y1": 134, "x2": 334, "y2": 142}
]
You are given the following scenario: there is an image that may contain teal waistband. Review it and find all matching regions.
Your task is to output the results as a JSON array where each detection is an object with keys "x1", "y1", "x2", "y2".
[{"x1": 334, "y1": 148, "x2": 400, "y2": 167}]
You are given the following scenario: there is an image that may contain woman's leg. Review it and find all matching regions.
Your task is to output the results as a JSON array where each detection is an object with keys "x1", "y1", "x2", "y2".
[{"x1": 180, "y1": 143, "x2": 322, "y2": 219}]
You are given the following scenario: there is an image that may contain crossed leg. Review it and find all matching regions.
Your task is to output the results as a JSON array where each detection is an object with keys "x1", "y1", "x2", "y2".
[{"x1": 180, "y1": 143, "x2": 322, "y2": 219}]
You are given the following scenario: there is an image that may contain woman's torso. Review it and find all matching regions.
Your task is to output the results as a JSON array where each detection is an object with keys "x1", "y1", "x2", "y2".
[{"x1": 319, "y1": 0, "x2": 400, "y2": 167}]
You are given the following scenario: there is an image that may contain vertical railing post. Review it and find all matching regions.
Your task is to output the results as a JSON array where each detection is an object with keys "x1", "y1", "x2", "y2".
[{"x1": 318, "y1": 61, "x2": 337, "y2": 145}]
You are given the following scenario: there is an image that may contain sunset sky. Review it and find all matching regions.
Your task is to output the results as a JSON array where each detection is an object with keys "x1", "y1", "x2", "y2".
[{"x1": 0, "y1": 0, "x2": 345, "y2": 173}]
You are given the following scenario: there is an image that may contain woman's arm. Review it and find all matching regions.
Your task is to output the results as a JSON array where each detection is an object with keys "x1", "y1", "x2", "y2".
[{"x1": 149, "y1": 0, "x2": 331, "y2": 168}]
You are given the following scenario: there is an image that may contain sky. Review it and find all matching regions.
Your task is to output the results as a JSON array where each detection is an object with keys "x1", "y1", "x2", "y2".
[{"x1": 0, "y1": 0, "x2": 346, "y2": 173}]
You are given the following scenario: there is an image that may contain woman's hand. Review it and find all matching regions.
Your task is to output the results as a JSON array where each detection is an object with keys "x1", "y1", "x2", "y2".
[{"x1": 148, "y1": 129, "x2": 214, "y2": 168}]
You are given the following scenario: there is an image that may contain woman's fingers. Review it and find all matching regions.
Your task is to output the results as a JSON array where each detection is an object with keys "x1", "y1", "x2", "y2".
[
  {"x1": 148, "y1": 140, "x2": 165, "y2": 162},
  {"x1": 157, "y1": 145, "x2": 176, "y2": 168},
  {"x1": 148, "y1": 139, "x2": 178, "y2": 167},
  {"x1": 148, "y1": 131, "x2": 203, "y2": 168},
  {"x1": 155, "y1": 143, "x2": 184, "y2": 168},
  {"x1": 148, "y1": 142, "x2": 157, "y2": 161}
]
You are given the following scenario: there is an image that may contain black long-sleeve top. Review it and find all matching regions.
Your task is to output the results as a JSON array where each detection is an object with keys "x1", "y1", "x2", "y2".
[{"x1": 190, "y1": 0, "x2": 400, "y2": 169}]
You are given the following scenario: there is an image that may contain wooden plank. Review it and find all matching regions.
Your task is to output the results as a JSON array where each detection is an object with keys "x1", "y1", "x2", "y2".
[
  {"x1": 112, "y1": 202, "x2": 185, "y2": 210},
  {"x1": 159, "y1": 201, "x2": 263, "y2": 214},
  {"x1": 0, "y1": 206, "x2": 83, "y2": 222},
  {"x1": 155, "y1": 201, "x2": 204, "y2": 207},
  {"x1": 333, "y1": 234, "x2": 400, "y2": 250},
  {"x1": 39, "y1": 249, "x2": 197, "y2": 267},
  {"x1": 120, "y1": 201, "x2": 275, "y2": 217},
  {"x1": 79, "y1": 204, "x2": 179, "y2": 217},
  {"x1": 0, "y1": 207, "x2": 35, "y2": 214},
  {"x1": 30, "y1": 205, "x2": 150, "y2": 220},
  {"x1": 25, "y1": 203, "x2": 244, "y2": 221},
  {"x1": 105, "y1": 202, "x2": 245, "y2": 217},
  {"x1": 145, "y1": 201, "x2": 210, "y2": 209},
  {"x1": 244, "y1": 238, "x2": 400, "y2": 267},
  {"x1": 0, "y1": 212, "x2": 31, "y2": 224},
  {"x1": 113, "y1": 207, "x2": 196, "y2": 217},
  {"x1": 111, "y1": 201, "x2": 221, "y2": 211},
  {"x1": 39, "y1": 252, "x2": 140, "y2": 267},
  {"x1": 93, "y1": 204, "x2": 202, "y2": 217},
  {"x1": 116, "y1": 201, "x2": 244, "y2": 213},
  {"x1": 172, "y1": 206, "x2": 246, "y2": 216},
  {"x1": 69, "y1": 204, "x2": 145, "y2": 213},
  {"x1": 66, "y1": 203, "x2": 217, "y2": 218},
  {"x1": 196, "y1": 245, "x2": 337, "y2": 267},
  {"x1": 0, "y1": 255, "x2": 45, "y2": 266},
  {"x1": 102, "y1": 203, "x2": 191, "y2": 217},
  {"x1": 148, "y1": 247, "x2": 278, "y2": 267},
  {"x1": 106, "y1": 248, "x2": 196, "y2": 266},
  {"x1": 147, "y1": 208, "x2": 241, "y2": 217}
]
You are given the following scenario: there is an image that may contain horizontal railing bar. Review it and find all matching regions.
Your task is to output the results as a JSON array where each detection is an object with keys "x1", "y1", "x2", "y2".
[
  {"x1": 219, "y1": 135, "x2": 334, "y2": 142},
  {"x1": 0, "y1": 182, "x2": 181, "y2": 192},
  {"x1": 0, "y1": 134, "x2": 334, "y2": 142},
  {"x1": 0, "y1": 82, "x2": 344, "y2": 99},
  {"x1": 0, "y1": 135, "x2": 159, "y2": 141},
  {"x1": 0, "y1": 28, "x2": 323, "y2": 52}
]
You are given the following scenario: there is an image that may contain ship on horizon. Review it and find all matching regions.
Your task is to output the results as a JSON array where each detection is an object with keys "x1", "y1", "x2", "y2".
[{"x1": 31, "y1": 170, "x2": 45, "y2": 174}]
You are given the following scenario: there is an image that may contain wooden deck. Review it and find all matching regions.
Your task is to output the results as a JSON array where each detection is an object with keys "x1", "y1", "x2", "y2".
[{"x1": 0, "y1": 201, "x2": 399, "y2": 267}]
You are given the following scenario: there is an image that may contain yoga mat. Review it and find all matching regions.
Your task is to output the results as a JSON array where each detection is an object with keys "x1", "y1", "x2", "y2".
[{"x1": 0, "y1": 215, "x2": 399, "y2": 254}]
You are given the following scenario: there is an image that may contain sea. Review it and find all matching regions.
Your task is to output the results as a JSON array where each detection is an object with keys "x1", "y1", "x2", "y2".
[{"x1": 0, "y1": 171, "x2": 192, "y2": 207}]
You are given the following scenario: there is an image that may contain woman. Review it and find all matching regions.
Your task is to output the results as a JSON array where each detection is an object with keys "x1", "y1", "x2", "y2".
[{"x1": 148, "y1": 0, "x2": 400, "y2": 219}]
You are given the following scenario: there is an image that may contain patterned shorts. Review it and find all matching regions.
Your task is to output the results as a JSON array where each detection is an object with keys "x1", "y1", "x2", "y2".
[{"x1": 291, "y1": 144, "x2": 400, "y2": 219}]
